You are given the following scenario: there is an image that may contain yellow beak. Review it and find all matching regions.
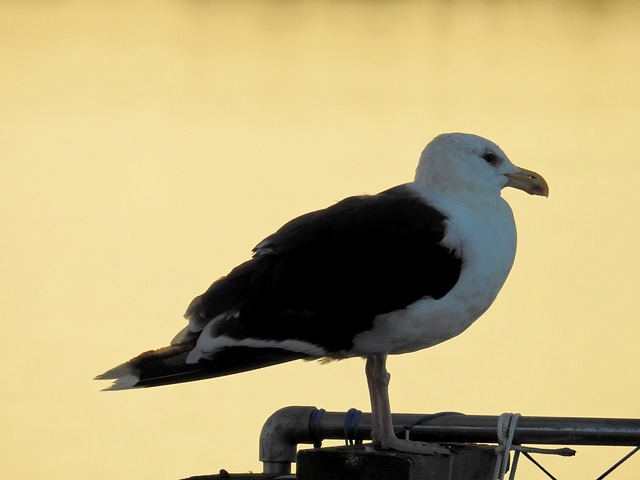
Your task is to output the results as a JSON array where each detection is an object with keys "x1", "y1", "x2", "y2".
[{"x1": 505, "y1": 167, "x2": 549, "y2": 197}]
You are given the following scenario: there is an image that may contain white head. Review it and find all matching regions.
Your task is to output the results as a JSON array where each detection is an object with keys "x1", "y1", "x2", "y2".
[{"x1": 414, "y1": 133, "x2": 548, "y2": 200}]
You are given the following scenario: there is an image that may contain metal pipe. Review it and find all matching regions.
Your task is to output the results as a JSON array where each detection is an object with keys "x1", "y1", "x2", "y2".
[
  {"x1": 259, "y1": 406, "x2": 317, "y2": 474},
  {"x1": 259, "y1": 406, "x2": 640, "y2": 474}
]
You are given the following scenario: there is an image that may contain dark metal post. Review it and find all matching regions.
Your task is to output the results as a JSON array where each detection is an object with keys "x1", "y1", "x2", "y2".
[{"x1": 259, "y1": 407, "x2": 640, "y2": 474}]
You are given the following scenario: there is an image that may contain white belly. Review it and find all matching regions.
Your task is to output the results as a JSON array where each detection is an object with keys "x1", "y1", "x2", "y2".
[{"x1": 351, "y1": 193, "x2": 517, "y2": 355}]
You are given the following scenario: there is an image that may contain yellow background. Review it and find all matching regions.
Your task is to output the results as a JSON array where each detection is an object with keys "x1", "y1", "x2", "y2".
[{"x1": 1, "y1": 1, "x2": 639, "y2": 478}]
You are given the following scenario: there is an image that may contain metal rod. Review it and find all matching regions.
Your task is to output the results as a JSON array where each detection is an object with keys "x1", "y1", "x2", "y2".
[
  {"x1": 595, "y1": 445, "x2": 640, "y2": 480},
  {"x1": 259, "y1": 406, "x2": 640, "y2": 474},
  {"x1": 521, "y1": 452, "x2": 558, "y2": 480}
]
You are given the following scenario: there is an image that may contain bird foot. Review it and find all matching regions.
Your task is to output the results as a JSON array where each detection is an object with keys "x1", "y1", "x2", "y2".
[{"x1": 376, "y1": 437, "x2": 451, "y2": 456}]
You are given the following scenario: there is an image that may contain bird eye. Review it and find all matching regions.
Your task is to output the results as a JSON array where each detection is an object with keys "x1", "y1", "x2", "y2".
[{"x1": 482, "y1": 151, "x2": 498, "y2": 165}]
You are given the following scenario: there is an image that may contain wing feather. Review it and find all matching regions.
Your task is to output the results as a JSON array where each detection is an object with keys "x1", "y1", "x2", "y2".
[{"x1": 187, "y1": 185, "x2": 462, "y2": 354}]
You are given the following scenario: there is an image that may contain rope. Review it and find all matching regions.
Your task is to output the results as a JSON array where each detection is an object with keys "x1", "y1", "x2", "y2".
[
  {"x1": 395, "y1": 411, "x2": 463, "y2": 439},
  {"x1": 493, "y1": 413, "x2": 576, "y2": 480},
  {"x1": 309, "y1": 408, "x2": 325, "y2": 449},
  {"x1": 493, "y1": 412, "x2": 521, "y2": 480},
  {"x1": 343, "y1": 408, "x2": 363, "y2": 445}
]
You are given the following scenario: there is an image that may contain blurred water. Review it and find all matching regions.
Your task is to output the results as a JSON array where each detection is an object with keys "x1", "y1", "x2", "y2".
[{"x1": 1, "y1": 1, "x2": 639, "y2": 480}]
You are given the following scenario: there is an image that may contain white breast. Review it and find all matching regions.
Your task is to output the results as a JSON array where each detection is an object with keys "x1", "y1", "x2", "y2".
[{"x1": 351, "y1": 188, "x2": 517, "y2": 355}]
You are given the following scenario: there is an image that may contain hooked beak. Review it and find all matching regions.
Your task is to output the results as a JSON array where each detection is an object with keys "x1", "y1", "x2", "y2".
[{"x1": 505, "y1": 167, "x2": 549, "y2": 197}]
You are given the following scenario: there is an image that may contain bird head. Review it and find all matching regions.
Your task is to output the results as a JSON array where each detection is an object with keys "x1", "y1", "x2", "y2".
[{"x1": 414, "y1": 133, "x2": 549, "y2": 201}]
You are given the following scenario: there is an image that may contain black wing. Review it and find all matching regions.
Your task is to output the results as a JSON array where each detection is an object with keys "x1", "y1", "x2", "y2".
[{"x1": 185, "y1": 185, "x2": 462, "y2": 354}]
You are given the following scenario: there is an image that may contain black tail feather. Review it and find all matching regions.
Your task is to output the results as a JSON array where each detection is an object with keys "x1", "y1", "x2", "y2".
[
  {"x1": 136, "y1": 346, "x2": 307, "y2": 388},
  {"x1": 99, "y1": 345, "x2": 308, "y2": 389}
]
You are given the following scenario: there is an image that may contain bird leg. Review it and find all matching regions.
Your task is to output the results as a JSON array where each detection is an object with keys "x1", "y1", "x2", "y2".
[{"x1": 365, "y1": 354, "x2": 449, "y2": 455}]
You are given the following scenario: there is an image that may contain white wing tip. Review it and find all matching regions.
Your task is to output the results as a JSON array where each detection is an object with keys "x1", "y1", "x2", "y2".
[{"x1": 95, "y1": 364, "x2": 140, "y2": 391}]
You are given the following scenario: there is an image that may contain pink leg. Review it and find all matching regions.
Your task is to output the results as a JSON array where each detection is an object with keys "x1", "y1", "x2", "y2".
[{"x1": 365, "y1": 354, "x2": 449, "y2": 455}]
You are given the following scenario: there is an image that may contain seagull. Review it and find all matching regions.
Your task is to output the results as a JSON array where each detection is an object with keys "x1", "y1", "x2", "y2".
[{"x1": 96, "y1": 132, "x2": 548, "y2": 454}]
